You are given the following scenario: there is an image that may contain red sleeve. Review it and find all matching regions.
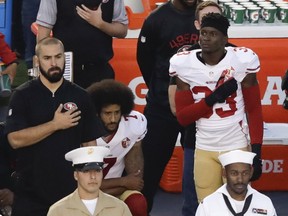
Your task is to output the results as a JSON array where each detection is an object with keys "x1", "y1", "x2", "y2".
[
  {"x1": 175, "y1": 90, "x2": 212, "y2": 127},
  {"x1": 242, "y1": 84, "x2": 263, "y2": 144},
  {"x1": 0, "y1": 33, "x2": 17, "y2": 64}
]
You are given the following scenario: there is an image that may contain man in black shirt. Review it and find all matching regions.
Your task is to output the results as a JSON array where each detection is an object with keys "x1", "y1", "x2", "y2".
[
  {"x1": 36, "y1": 0, "x2": 128, "y2": 89},
  {"x1": 137, "y1": 0, "x2": 199, "y2": 213},
  {"x1": 5, "y1": 37, "x2": 101, "y2": 216}
]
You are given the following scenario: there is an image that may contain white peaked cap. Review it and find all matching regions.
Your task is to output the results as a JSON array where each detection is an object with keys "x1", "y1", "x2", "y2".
[
  {"x1": 218, "y1": 150, "x2": 256, "y2": 167},
  {"x1": 65, "y1": 146, "x2": 110, "y2": 165}
]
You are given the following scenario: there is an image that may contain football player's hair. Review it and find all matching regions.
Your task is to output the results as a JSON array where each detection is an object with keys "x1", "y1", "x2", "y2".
[
  {"x1": 201, "y1": 13, "x2": 230, "y2": 36},
  {"x1": 195, "y1": 1, "x2": 222, "y2": 21},
  {"x1": 87, "y1": 79, "x2": 135, "y2": 116}
]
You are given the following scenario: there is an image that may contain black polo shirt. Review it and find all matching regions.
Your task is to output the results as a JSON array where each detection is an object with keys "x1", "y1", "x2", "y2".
[{"x1": 5, "y1": 79, "x2": 100, "y2": 212}]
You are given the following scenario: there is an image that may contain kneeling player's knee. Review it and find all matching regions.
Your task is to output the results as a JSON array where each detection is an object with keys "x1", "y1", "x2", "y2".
[{"x1": 124, "y1": 193, "x2": 147, "y2": 216}]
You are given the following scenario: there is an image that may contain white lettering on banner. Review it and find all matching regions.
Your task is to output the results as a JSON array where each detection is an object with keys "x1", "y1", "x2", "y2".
[
  {"x1": 128, "y1": 76, "x2": 148, "y2": 106},
  {"x1": 262, "y1": 159, "x2": 284, "y2": 173},
  {"x1": 262, "y1": 76, "x2": 286, "y2": 105}
]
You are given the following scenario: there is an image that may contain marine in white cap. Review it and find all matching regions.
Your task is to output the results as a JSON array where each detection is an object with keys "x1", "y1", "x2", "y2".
[
  {"x1": 47, "y1": 146, "x2": 132, "y2": 216},
  {"x1": 65, "y1": 146, "x2": 110, "y2": 172},
  {"x1": 195, "y1": 150, "x2": 277, "y2": 216}
]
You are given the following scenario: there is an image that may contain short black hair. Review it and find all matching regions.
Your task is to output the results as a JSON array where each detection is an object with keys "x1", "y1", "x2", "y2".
[
  {"x1": 87, "y1": 79, "x2": 135, "y2": 115},
  {"x1": 201, "y1": 13, "x2": 230, "y2": 36}
]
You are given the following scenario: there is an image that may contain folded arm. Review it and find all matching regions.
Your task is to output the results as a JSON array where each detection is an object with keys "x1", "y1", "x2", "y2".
[{"x1": 175, "y1": 77, "x2": 238, "y2": 127}]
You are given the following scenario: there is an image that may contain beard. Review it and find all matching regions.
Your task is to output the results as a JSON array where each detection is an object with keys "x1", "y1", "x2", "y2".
[
  {"x1": 179, "y1": 0, "x2": 197, "y2": 9},
  {"x1": 39, "y1": 64, "x2": 65, "y2": 83},
  {"x1": 105, "y1": 122, "x2": 118, "y2": 133}
]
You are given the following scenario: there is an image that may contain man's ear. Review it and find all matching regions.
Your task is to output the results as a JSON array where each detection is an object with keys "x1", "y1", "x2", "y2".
[
  {"x1": 250, "y1": 165, "x2": 254, "y2": 179},
  {"x1": 74, "y1": 171, "x2": 78, "y2": 181},
  {"x1": 222, "y1": 167, "x2": 227, "y2": 179},
  {"x1": 223, "y1": 36, "x2": 228, "y2": 46},
  {"x1": 194, "y1": 20, "x2": 201, "y2": 30},
  {"x1": 33, "y1": 55, "x2": 39, "y2": 67}
]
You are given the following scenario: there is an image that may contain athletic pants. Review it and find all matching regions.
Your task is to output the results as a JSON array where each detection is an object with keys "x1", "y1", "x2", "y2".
[{"x1": 141, "y1": 104, "x2": 184, "y2": 213}]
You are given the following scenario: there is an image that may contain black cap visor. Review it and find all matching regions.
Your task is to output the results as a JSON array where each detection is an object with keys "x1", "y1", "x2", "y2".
[{"x1": 74, "y1": 162, "x2": 104, "y2": 172}]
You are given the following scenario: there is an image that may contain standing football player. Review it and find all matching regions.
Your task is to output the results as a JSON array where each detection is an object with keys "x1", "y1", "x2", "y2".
[{"x1": 170, "y1": 13, "x2": 263, "y2": 202}]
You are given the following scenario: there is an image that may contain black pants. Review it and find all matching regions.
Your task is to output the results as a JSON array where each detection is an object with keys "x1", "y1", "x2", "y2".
[
  {"x1": 141, "y1": 104, "x2": 184, "y2": 213},
  {"x1": 73, "y1": 61, "x2": 115, "y2": 89}
]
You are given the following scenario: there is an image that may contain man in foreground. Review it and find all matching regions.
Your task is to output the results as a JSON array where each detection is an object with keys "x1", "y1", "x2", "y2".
[
  {"x1": 48, "y1": 146, "x2": 132, "y2": 216},
  {"x1": 196, "y1": 150, "x2": 277, "y2": 216}
]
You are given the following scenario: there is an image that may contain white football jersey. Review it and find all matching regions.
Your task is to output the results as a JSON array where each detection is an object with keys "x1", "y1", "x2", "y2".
[
  {"x1": 169, "y1": 46, "x2": 260, "y2": 151},
  {"x1": 97, "y1": 110, "x2": 147, "y2": 179}
]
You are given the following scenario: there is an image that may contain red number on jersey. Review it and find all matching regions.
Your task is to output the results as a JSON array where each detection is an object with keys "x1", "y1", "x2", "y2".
[
  {"x1": 124, "y1": 115, "x2": 138, "y2": 121},
  {"x1": 192, "y1": 86, "x2": 237, "y2": 118},
  {"x1": 103, "y1": 157, "x2": 117, "y2": 178}
]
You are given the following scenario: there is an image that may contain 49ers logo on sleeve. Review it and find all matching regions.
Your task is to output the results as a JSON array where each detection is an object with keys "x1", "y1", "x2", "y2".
[
  {"x1": 121, "y1": 137, "x2": 131, "y2": 148},
  {"x1": 216, "y1": 67, "x2": 235, "y2": 87},
  {"x1": 177, "y1": 45, "x2": 193, "y2": 53},
  {"x1": 63, "y1": 102, "x2": 78, "y2": 111}
]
